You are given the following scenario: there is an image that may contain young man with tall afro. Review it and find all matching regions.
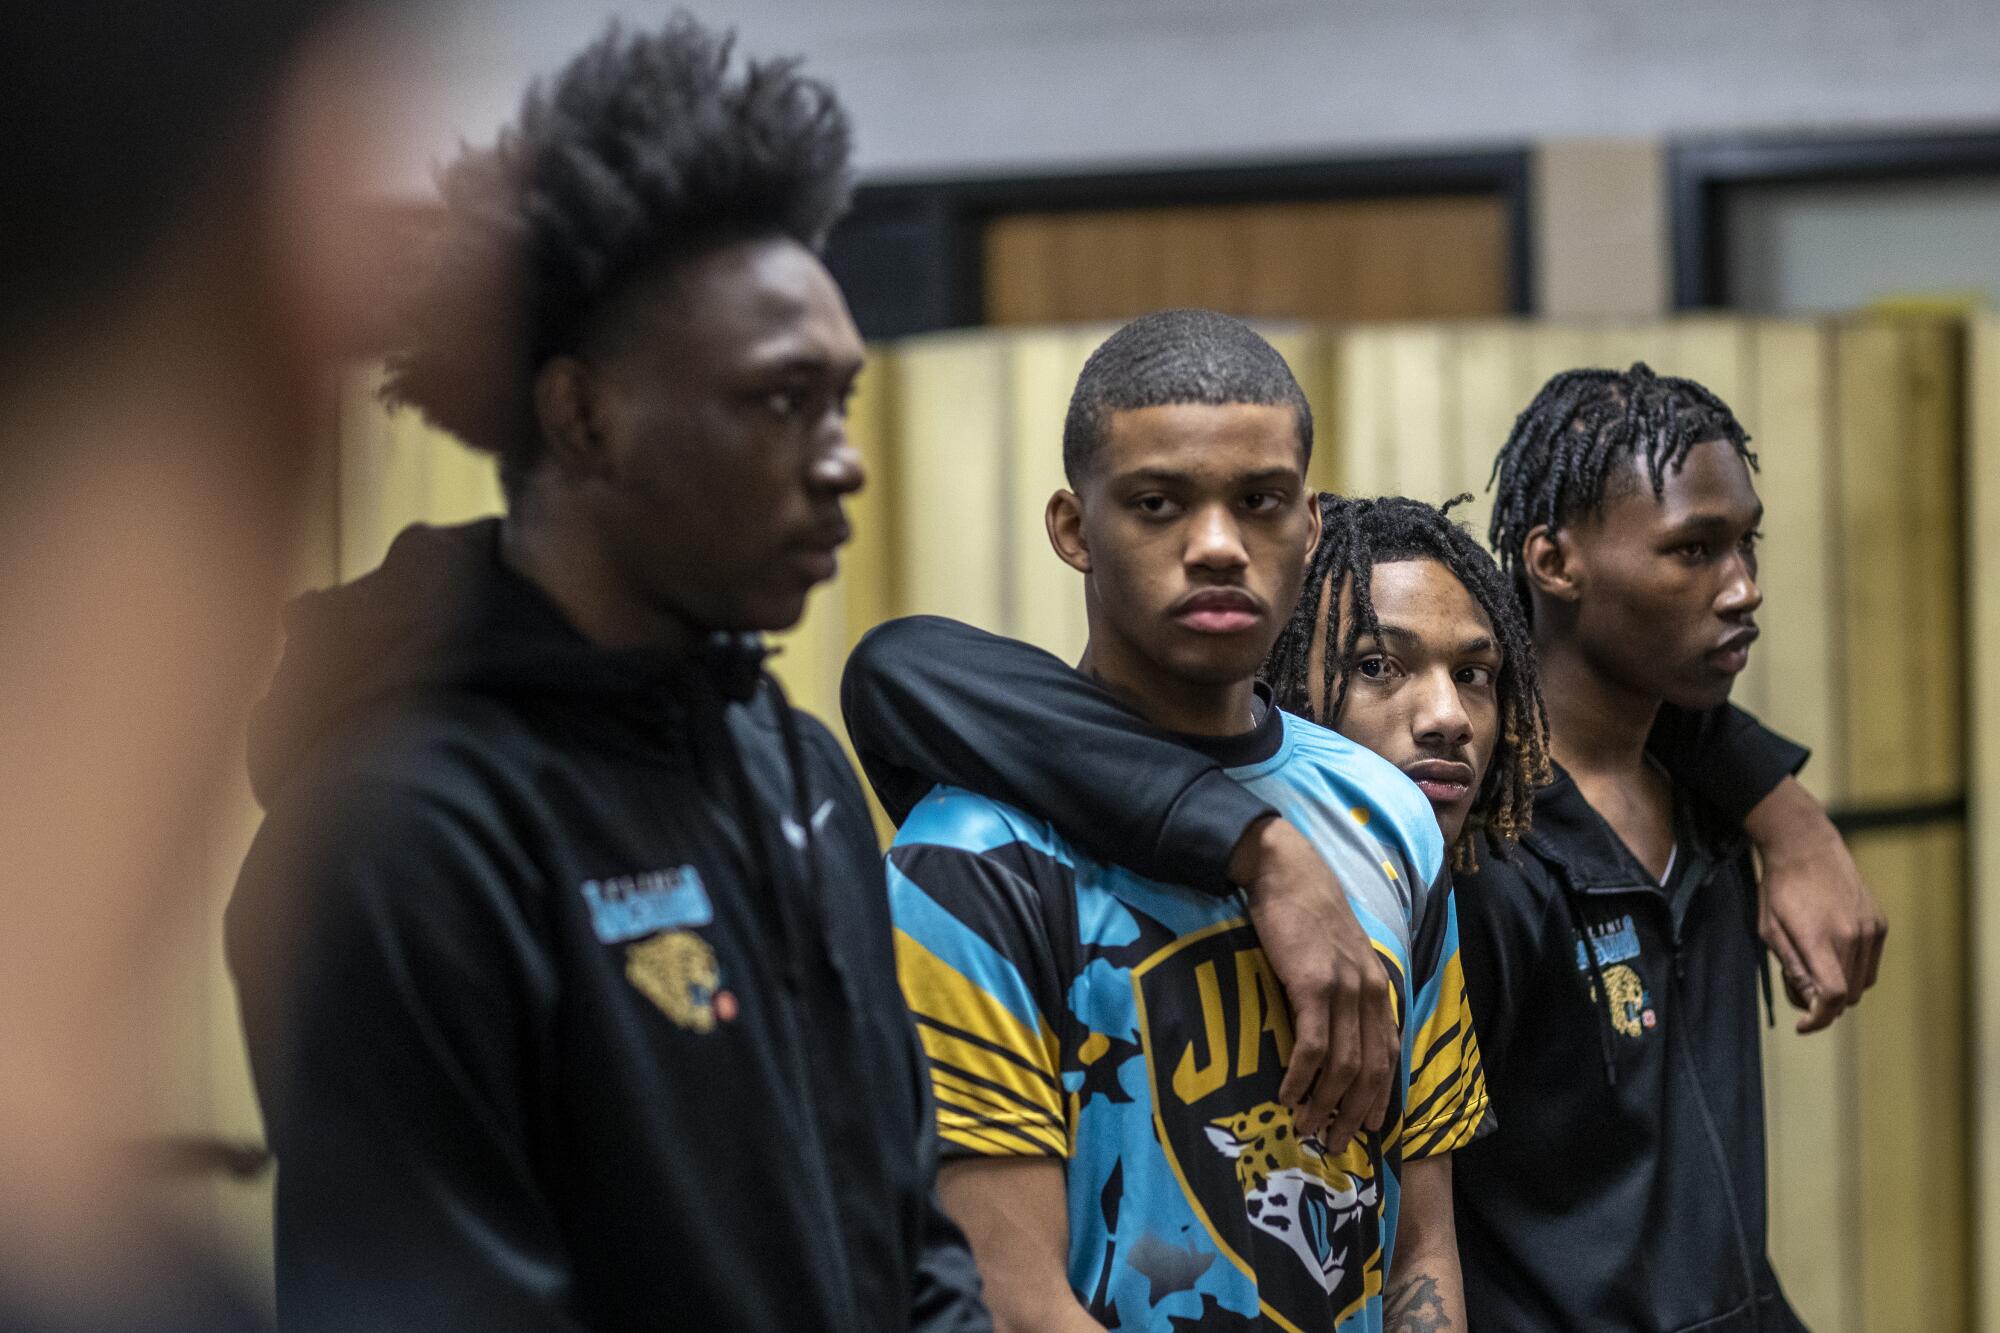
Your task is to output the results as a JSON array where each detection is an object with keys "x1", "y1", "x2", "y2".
[{"x1": 228, "y1": 17, "x2": 990, "y2": 1332}]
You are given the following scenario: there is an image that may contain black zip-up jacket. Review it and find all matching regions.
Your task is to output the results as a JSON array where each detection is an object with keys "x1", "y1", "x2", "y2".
[
  {"x1": 1453, "y1": 767, "x2": 1805, "y2": 1331},
  {"x1": 840, "y1": 616, "x2": 1811, "y2": 1331},
  {"x1": 227, "y1": 523, "x2": 988, "y2": 1333}
]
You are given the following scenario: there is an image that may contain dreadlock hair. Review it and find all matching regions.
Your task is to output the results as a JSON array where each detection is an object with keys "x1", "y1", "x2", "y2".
[
  {"x1": 383, "y1": 13, "x2": 853, "y2": 492},
  {"x1": 1062, "y1": 310, "x2": 1313, "y2": 486},
  {"x1": 1487, "y1": 362, "x2": 1756, "y2": 598},
  {"x1": 1263, "y1": 493, "x2": 1552, "y2": 871}
]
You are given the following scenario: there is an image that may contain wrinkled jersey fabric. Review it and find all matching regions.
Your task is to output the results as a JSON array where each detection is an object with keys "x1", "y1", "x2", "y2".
[{"x1": 890, "y1": 704, "x2": 1486, "y2": 1331}]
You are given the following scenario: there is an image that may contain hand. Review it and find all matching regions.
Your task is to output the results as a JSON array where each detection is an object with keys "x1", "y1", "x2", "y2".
[
  {"x1": 1745, "y1": 777, "x2": 1888, "y2": 1033},
  {"x1": 1232, "y1": 816, "x2": 1396, "y2": 1152}
]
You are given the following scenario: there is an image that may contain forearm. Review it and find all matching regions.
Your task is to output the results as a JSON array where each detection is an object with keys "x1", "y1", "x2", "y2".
[
  {"x1": 937, "y1": 1159, "x2": 1099, "y2": 1333},
  {"x1": 1385, "y1": 1257, "x2": 1466, "y2": 1333},
  {"x1": 1388, "y1": 1156, "x2": 1465, "y2": 1332}
]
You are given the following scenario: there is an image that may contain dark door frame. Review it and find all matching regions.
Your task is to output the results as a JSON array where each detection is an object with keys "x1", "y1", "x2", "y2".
[
  {"x1": 826, "y1": 147, "x2": 1535, "y2": 339},
  {"x1": 1668, "y1": 128, "x2": 2000, "y2": 310}
]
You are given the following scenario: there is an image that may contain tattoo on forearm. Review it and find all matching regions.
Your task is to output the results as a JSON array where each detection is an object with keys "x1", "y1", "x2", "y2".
[{"x1": 1386, "y1": 1273, "x2": 1452, "y2": 1333}]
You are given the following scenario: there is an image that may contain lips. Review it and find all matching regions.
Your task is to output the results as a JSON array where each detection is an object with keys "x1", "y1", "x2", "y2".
[
  {"x1": 789, "y1": 522, "x2": 851, "y2": 583},
  {"x1": 1403, "y1": 758, "x2": 1476, "y2": 808},
  {"x1": 1708, "y1": 625, "x2": 1760, "y2": 674},
  {"x1": 1171, "y1": 587, "x2": 1264, "y2": 635}
]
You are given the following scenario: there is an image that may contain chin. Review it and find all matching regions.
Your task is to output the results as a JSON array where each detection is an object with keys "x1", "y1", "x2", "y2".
[
  {"x1": 1162, "y1": 635, "x2": 1273, "y2": 685},
  {"x1": 1667, "y1": 674, "x2": 1737, "y2": 713}
]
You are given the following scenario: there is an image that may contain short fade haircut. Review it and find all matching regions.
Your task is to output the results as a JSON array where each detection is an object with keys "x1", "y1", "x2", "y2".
[
  {"x1": 383, "y1": 12, "x2": 853, "y2": 486},
  {"x1": 1061, "y1": 309, "x2": 1314, "y2": 486}
]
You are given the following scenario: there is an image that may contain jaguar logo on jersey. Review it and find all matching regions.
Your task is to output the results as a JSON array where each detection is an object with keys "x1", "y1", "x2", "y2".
[{"x1": 1132, "y1": 919, "x2": 1382, "y2": 1330}]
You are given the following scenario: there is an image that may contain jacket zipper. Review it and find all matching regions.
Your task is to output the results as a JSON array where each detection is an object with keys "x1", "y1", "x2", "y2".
[{"x1": 1666, "y1": 929, "x2": 1763, "y2": 1326}]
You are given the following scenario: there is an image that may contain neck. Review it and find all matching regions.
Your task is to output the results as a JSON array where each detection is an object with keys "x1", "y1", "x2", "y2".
[
  {"x1": 1078, "y1": 607, "x2": 1258, "y2": 738},
  {"x1": 500, "y1": 494, "x2": 695, "y2": 655},
  {"x1": 1533, "y1": 627, "x2": 1660, "y2": 780}
]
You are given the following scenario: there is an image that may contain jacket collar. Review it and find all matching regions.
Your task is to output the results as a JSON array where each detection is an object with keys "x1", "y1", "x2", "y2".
[{"x1": 1520, "y1": 762, "x2": 1746, "y2": 896}]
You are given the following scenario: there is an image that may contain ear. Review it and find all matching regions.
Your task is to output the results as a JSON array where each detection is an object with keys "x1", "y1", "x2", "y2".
[
  {"x1": 532, "y1": 356, "x2": 606, "y2": 478},
  {"x1": 1046, "y1": 489, "x2": 1090, "y2": 574},
  {"x1": 1300, "y1": 490, "x2": 1324, "y2": 573},
  {"x1": 1521, "y1": 523, "x2": 1582, "y2": 604}
]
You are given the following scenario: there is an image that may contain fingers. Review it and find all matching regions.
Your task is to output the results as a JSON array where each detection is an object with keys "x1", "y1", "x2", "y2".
[
  {"x1": 1761, "y1": 917, "x2": 1810, "y2": 1002},
  {"x1": 1795, "y1": 985, "x2": 1841, "y2": 1035},
  {"x1": 1355, "y1": 963, "x2": 1395, "y2": 1134},
  {"x1": 1778, "y1": 900, "x2": 1852, "y2": 1017},
  {"x1": 1280, "y1": 979, "x2": 1330, "y2": 1113},
  {"x1": 1862, "y1": 912, "x2": 1888, "y2": 991},
  {"x1": 1310, "y1": 969, "x2": 1364, "y2": 1151}
]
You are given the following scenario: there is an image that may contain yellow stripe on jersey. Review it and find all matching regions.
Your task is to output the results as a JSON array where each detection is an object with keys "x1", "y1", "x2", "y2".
[
  {"x1": 1403, "y1": 943, "x2": 1490, "y2": 1159},
  {"x1": 893, "y1": 925, "x2": 1068, "y2": 1156}
]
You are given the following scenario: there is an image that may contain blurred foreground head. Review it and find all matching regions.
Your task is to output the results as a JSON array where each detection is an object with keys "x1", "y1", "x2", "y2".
[
  {"x1": 0, "y1": 0, "x2": 401, "y2": 1315},
  {"x1": 384, "y1": 14, "x2": 866, "y2": 642}
]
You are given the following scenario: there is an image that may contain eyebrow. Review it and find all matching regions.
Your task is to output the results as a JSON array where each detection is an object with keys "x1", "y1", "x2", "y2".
[
  {"x1": 1116, "y1": 466, "x2": 1301, "y2": 487},
  {"x1": 1666, "y1": 504, "x2": 1764, "y2": 535},
  {"x1": 746, "y1": 350, "x2": 865, "y2": 379},
  {"x1": 1370, "y1": 623, "x2": 1498, "y2": 656}
]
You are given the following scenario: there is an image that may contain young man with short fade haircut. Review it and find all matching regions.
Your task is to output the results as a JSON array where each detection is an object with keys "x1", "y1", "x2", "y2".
[
  {"x1": 228, "y1": 17, "x2": 987, "y2": 1332},
  {"x1": 886, "y1": 310, "x2": 1484, "y2": 1331}
]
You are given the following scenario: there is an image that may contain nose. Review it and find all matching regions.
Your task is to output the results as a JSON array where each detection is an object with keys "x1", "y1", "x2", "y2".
[
  {"x1": 1412, "y1": 667, "x2": 1474, "y2": 753},
  {"x1": 807, "y1": 424, "x2": 865, "y2": 498},
  {"x1": 1716, "y1": 548, "x2": 1761, "y2": 619},
  {"x1": 1185, "y1": 503, "x2": 1249, "y2": 574}
]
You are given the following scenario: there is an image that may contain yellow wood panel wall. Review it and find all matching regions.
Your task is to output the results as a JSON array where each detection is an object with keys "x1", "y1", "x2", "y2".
[{"x1": 1970, "y1": 314, "x2": 2000, "y2": 1333}]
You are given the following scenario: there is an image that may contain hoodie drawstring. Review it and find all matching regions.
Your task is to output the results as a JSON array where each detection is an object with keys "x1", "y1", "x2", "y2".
[
  {"x1": 1562, "y1": 884, "x2": 1621, "y2": 1088},
  {"x1": 760, "y1": 669, "x2": 860, "y2": 1008},
  {"x1": 687, "y1": 649, "x2": 809, "y2": 993}
]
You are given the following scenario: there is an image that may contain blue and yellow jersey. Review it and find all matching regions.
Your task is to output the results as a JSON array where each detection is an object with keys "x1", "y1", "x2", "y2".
[{"x1": 888, "y1": 704, "x2": 1487, "y2": 1332}]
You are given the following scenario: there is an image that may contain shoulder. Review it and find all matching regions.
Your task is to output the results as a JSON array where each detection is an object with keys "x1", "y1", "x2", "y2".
[
  {"x1": 1454, "y1": 837, "x2": 1563, "y2": 932},
  {"x1": 889, "y1": 787, "x2": 1080, "y2": 918},
  {"x1": 1269, "y1": 713, "x2": 1447, "y2": 884},
  {"x1": 265, "y1": 691, "x2": 544, "y2": 818},
  {"x1": 894, "y1": 785, "x2": 1069, "y2": 863}
]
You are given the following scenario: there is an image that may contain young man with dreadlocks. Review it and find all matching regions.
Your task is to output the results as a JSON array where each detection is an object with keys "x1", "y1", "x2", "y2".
[
  {"x1": 878, "y1": 311, "x2": 1485, "y2": 1331},
  {"x1": 1260, "y1": 492, "x2": 1551, "y2": 874},
  {"x1": 227, "y1": 17, "x2": 988, "y2": 1332},
  {"x1": 1439, "y1": 362, "x2": 1881, "y2": 1329}
]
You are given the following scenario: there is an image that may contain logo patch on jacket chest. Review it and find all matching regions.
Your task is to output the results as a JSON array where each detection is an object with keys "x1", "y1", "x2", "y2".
[
  {"x1": 1575, "y1": 915, "x2": 1655, "y2": 1038},
  {"x1": 581, "y1": 866, "x2": 711, "y2": 943}
]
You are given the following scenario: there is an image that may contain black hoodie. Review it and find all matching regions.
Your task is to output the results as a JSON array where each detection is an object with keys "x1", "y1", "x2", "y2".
[{"x1": 227, "y1": 522, "x2": 988, "y2": 1333}]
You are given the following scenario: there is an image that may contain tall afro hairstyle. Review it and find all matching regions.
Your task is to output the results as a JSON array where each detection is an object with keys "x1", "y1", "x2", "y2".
[{"x1": 382, "y1": 12, "x2": 853, "y2": 488}]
